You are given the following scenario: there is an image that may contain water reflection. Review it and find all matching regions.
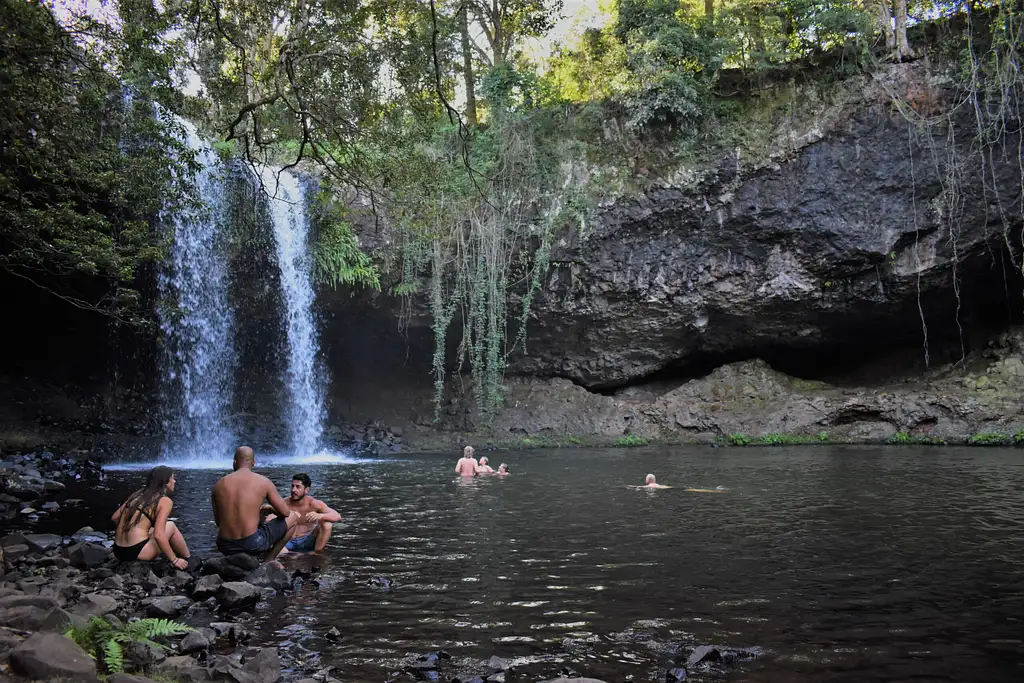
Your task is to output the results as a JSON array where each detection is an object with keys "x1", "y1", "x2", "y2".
[{"x1": 41, "y1": 446, "x2": 1024, "y2": 682}]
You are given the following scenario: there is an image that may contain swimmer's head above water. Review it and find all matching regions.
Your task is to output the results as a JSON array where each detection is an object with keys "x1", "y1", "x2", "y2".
[
  {"x1": 479, "y1": 456, "x2": 489, "y2": 466},
  {"x1": 645, "y1": 473, "x2": 656, "y2": 485},
  {"x1": 497, "y1": 463, "x2": 510, "y2": 474},
  {"x1": 463, "y1": 445, "x2": 475, "y2": 458}
]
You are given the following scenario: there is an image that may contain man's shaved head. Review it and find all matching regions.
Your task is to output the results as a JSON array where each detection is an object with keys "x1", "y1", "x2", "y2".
[{"x1": 234, "y1": 446, "x2": 255, "y2": 470}]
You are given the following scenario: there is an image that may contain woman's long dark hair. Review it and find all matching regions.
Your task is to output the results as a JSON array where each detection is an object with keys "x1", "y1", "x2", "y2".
[{"x1": 119, "y1": 466, "x2": 174, "y2": 532}]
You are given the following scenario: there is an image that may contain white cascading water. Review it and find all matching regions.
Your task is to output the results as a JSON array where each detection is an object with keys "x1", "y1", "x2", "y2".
[
  {"x1": 258, "y1": 166, "x2": 326, "y2": 458},
  {"x1": 157, "y1": 117, "x2": 237, "y2": 464}
]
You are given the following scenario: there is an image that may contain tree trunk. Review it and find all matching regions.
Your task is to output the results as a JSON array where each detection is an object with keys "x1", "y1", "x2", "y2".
[
  {"x1": 894, "y1": 0, "x2": 913, "y2": 60},
  {"x1": 877, "y1": 1, "x2": 895, "y2": 50},
  {"x1": 704, "y1": 0, "x2": 714, "y2": 21},
  {"x1": 459, "y1": 3, "x2": 477, "y2": 126},
  {"x1": 491, "y1": 0, "x2": 503, "y2": 66}
]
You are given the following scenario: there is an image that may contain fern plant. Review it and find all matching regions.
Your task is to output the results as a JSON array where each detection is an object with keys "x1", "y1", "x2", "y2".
[{"x1": 64, "y1": 616, "x2": 193, "y2": 673}]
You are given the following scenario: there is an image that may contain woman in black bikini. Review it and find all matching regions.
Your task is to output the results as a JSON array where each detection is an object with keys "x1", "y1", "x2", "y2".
[{"x1": 111, "y1": 466, "x2": 192, "y2": 570}]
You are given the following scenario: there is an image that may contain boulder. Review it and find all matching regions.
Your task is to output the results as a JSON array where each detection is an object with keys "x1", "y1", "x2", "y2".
[
  {"x1": 71, "y1": 526, "x2": 109, "y2": 544},
  {"x1": 23, "y1": 533, "x2": 61, "y2": 553},
  {"x1": 3, "y1": 544, "x2": 28, "y2": 562},
  {"x1": 101, "y1": 574, "x2": 126, "y2": 590},
  {"x1": 0, "y1": 594, "x2": 70, "y2": 631},
  {"x1": 242, "y1": 646, "x2": 282, "y2": 683},
  {"x1": 73, "y1": 593, "x2": 119, "y2": 617},
  {"x1": 9, "y1": 632, "x2": 99, "y2": 682},
  {"x1": 201, "y1": 556, "x2": 248, "y2": 580},
  {"x1": 210, "y1": 621, "x2": 249, "y2": 645},
  {"x1": 242, "y1": 563, "x2": 292, "y2": 591},
  {"x1": 179, "y1": 627, "x2": 215, "y2": 654},
  {"x1": 1, "y1": 533, "x2": 26, "y2": 548},
  {"x1": 686, "y1": 645, "x2": 722, "y2": 667},
  {"x1": 226, "y1": 553, "x2": 261, "y2": 571},
  {"x1": 66, "y1": 542, "x2": 111, "y2": 569},
  {"x1": 218, "y1": 582, "x2": 260, "y2": 609},
  {"x1": 146, "y1": 595, "x2": 192, "y2": 618},
  {"x1": 487, "y1": 656, "x2": 509, "y2": 672},
  {"x1": 154, "y1": 653, "x2": 209, "y2": 681},
  {"x1": 192, "y1": 574, "x2": 224, "y2": 600}
]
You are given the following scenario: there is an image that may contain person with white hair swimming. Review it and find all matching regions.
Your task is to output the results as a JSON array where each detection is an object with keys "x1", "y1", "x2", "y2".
[{"x1": 642, "y1": 473, "x2": 671, "y2": 489}]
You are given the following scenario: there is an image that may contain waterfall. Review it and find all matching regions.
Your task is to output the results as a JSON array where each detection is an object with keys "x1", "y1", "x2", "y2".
[
  {"x1": 157, "y1": 118, "x2": 236, "y2": 463},
  {"x1": 258, "y1": 166, "x2": 326, "y2": 458}
]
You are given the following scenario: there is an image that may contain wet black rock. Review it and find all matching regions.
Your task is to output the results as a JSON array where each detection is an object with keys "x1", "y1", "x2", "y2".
[
  {"x1": 0, "y1": 594, "x2": 70, "y2": 631},
  {"x1": 202, "y1": 554, "x2": 260, "y2": 581},
  {"x1": 368, "y1": 576, "x2": 392, "y2": 589},
  {"x1": 71, "y1": 527, "x2": 109, "y2": 544},
  {"x1": 66, "y1": 542, "x2": 111, "y2": 569},
  {"x1": 72, "y1": 593, "x2": 118, "y2": 617},
  {"x1": 22, "y1": 533, "x2": 62, "y2": 553},
  {"x1": 686, "y1": 645, "x2": 721, "y2": 667},
  {"x1": 218, "y1": 581, "x2": 260, "y2": 608},
  {"x1": 325, "y1": 626, "x2": 342, "y2": 641},
  {"x1": 145, "y1": 595, "x2": 192, "y2": 618},
  {"x1": 180, "y1": 627, "x2": 216, "y2": 654},
  {"x1": 243, "y1": 563, "x2": 292, "y2": 591},
  {"x1": 210, "y1": 620, "x2": 250, "y2": 646},
  {"x1": 9, "y1": 632, "x2": 99, "y2": 682},
  {"x1": 486, "y1": 656, "x2": 509, "y2": 672},
  {"x1": 665, "y1": 667, "x2": 687, "y2": 681},
  {"x1": 193, "y1": 574, "x2": 224, "y2": 600}
]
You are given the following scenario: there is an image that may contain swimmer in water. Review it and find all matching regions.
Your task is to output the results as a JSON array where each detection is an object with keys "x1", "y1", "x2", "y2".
[
  {"x1": 455, "y1": 446, "x2": 480, "y2": 477},
  {"x1": 641, "y1": 473, "x2": 671, "y2": 489},
  {"x1": 477, "y1": 456, "x2": 494, "y2": 474},
  {"x1": 496, "y1": 463, "x2": 510, "y2": 475}
]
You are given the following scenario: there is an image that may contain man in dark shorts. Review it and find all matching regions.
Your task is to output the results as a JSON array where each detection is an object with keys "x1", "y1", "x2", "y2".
[{"x1": 211, "y1": 446, "x2": 300, "y2": 560}]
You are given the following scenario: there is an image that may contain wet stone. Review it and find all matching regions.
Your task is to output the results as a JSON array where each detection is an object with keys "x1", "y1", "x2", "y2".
[{"x1": 146, "y1": 595, "x2": 192, "y2": 618}]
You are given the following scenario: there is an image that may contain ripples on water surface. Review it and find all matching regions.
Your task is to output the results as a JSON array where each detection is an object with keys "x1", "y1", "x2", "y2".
[{"x1": 68, "y1": 446, "x2": 1024, "y2": 681}]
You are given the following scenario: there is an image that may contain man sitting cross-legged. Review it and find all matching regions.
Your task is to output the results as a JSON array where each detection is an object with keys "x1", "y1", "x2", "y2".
[
  {"x1": 265, "y1": 473, "x2": 342, "y2": 554},
  {"x1": 212, "y1": 446, "x2": 301, "y2": 561}
]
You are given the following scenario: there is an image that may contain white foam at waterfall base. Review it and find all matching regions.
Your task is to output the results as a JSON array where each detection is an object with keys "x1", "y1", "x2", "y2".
[
  {"x1": 258, "y1": 165, "x2": 328, "y2": 460},
  {"x1": 103, "y1": 448, "x2": 367, "y2": 471}
]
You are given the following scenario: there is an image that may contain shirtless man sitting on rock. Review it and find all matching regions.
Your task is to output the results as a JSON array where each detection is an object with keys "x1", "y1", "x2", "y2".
[
  {"x1": 212, "y1": 446, "x2": 300, "y2": 561},
  {"x1": 455, "y1": 446, "x2": 480, "y2": 476},
  {"x1": 264, "y1": 473, "x2": 342, "y2": 554}
]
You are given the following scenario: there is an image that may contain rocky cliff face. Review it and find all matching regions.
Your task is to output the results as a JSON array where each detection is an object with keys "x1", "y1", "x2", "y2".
[
  {"x1": 513, "y1": 63, "x2": 1023, "y2": 389},
  {"x1": 321, "y1": 62, "x2": 1023, "y2": 445}
]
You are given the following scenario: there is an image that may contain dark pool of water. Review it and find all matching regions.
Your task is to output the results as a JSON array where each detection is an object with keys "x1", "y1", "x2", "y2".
[{"x1": 35, "y1": 446, "x2": 1024, "y2": 682}]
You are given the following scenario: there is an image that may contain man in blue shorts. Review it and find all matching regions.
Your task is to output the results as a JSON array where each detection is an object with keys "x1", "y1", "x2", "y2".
[{"x1": 268, "y1": 473, "x2": 342, "y2": 554}]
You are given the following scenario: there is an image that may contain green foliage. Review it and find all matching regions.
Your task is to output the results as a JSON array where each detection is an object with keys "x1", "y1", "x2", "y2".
[
  {"x1": 729, "y1": 433, "x2": 751, "y2": 445},
  {"x1": 310, "y1": 196, "x2": 380, "y2": 290},
  {"x1": 888, "y1": 431, "x2": 912, "y2": 444},
  {"x1": 968, "y1": 432, "x2": 1010, "y2": 446},
  {"x1": 817, "y1": 431, "x2": 829, "y2": 442},
  {"x1": 615, "y1": 434, "x2": 648, "y2": 447},
  {"x1": 1015, "y1": 430, "x2": 1024, "y2": 446},
  {"x1": 0, "y1": 0, "x2": 191, "y2": 324},
  {"x1": 64, "y1": 617, "x2": 193, "y2": 673}
]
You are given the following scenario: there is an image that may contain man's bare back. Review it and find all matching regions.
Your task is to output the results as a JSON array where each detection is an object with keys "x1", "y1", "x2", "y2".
[
  {"x1": 212, "y1": 446, "x2": 298, "y2": 559},
  {"x1": 455, "y1": 457, "x2": 479, "y2": 476},
  {"x1": 212, "y1": 469, "x2": 280, "y2": 539},
  {"x1": 455, "y1": 445, "x2": 479, "y2": 476}
]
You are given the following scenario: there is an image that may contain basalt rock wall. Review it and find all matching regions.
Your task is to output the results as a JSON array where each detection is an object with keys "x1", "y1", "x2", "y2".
[{"x1": 321, "y1": 62, "x2": 1024, "y2": 444}]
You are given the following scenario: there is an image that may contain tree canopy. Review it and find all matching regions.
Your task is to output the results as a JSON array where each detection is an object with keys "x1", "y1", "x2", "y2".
[{"x1": 4, "y1": 0, "x2": 1020, "y2": 412}]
